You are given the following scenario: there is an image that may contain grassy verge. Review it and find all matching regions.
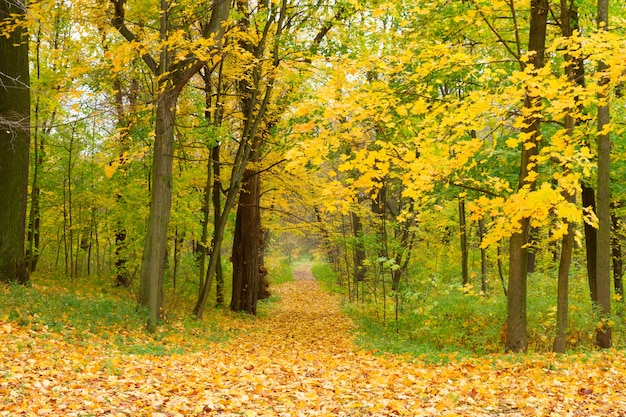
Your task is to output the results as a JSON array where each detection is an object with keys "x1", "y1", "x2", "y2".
[
  {"x1": 311, "y1": 262, "x2": 344, "y2": 294},
  {"x1": 0, "y1": 275, "x2": 242, "y2": 356}
]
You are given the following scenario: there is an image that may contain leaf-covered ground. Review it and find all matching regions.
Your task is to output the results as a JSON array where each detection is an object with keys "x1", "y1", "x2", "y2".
[{"x1": 2, "y1": 269, "x2": 626, "y2": 416}]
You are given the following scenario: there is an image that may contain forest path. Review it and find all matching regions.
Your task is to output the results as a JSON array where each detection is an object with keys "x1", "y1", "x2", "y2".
[{"x1": 2, "y1": 268, "x2": 626, "y2": 416}]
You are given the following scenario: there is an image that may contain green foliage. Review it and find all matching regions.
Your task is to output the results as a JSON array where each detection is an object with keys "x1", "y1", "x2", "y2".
[
  {"x1": 316, "y1": 246, "x2": 626, "y2": 357},
  {"x1": 311, "y1": 262, "x2": 344, "y2": 294},
  {"x1": 267, "y1": 258, "x2": 294, "y2": 285}
]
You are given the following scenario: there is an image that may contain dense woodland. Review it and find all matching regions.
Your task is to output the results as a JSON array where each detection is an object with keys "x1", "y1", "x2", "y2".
[{"x1": 1, "y1": 0, "x2": 626, "y2": 355}]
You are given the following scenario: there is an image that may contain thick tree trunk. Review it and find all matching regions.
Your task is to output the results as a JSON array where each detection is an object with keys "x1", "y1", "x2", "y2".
[
  {"x1": 230, "y1": 169, "x2": 261, "y2": 314},
  {"x1": 506, "y1": 0, "x2": 548, "y2": 352},
  {"x1": 0, "y1": 0, "x2": 30, "y2": 284},
  {"x1": 507, "y1": 226, "x2": 529, "y2": 352},
  {"x1": 139, "y1": 90, "x2": 176, "y2": 332},
  {"x1": 595, "y1": 0, "x2": 612, "y2": 349}
]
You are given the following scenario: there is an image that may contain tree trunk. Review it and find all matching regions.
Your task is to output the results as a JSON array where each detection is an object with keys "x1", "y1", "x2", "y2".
[
  {"x1": 197, "y1": 144, "x2": 213, "y2": 296},
  {"x1": 194, "y1": 142, "x2": 250, "y2": 317},
  {"x1": 351, "y1": 210, "x2": 367, "y2": 284},
  {"x1": 111, "y1": 77, "x2": 132, "y2": 287},
  {"x1": 611, "y1": 204, "x2": 624, "y2": 299},
  {"x1": 212, "y1": 144, "x2": 225, "y2": 306},
  {"x1": 26, "y1": 125, "x2": 43, "y2": 274},
  {"x1": 0, "y1": 0, "x2": 30, "y2": 284},
  {"x1": 595, "y1": 0, "x2": 612, "y2": 349},
  {"x1": 26, "y1": 30, "x2": 50, "y2": 274},
  {"x1": 139, "y1": 89, "x2": 176, "y2": 332},
  {"x1": 479, "y1": 219, "x2": 487, "y2": 294},
  {"x1": 459, "y1": 195, "x2": 469, "y2": 286},
  {"x1": 553, "y1": 0, "x2": 580, "y2": 354},
  {"x1": 230, "y1": 170, "x2": 261, "y2": 314},
  {"x1": 554, "y1": 217, "x2": 574, "y2": 353},
  {"x1": 506, "y1": 0, "x2": 548, "y2": 353},
  {"x1": 583, "y1": 186, "x2": 598, "y2": 301}
]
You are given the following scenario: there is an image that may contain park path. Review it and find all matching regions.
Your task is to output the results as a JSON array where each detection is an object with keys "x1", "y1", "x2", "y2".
[{"x1": 2, "y1": 267, "x2": 626, "y2": 416}]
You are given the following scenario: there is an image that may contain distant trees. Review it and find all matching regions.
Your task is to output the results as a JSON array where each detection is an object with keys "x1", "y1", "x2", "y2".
[{"x1": 284, "y1": 0, "x2": 626, "y2": 352}]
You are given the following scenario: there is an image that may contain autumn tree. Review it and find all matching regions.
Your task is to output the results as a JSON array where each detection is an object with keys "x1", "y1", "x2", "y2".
[
  {"x1": 0, "y1": 0, "x2": 30, "y2": 284},
  {"x1": 229, "y1": 0, "x2": 282, "y2": 314},
  {"x1": 109, "y1": 0, "x2": 230, "y2": 331}
]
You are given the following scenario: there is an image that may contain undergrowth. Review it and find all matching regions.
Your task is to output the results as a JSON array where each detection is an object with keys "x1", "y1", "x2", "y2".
[
  {"x1": 311, "y1": 260, "x2": 626, "y2": 359},
  {"x1": 267, "y1": 257, "x2": 295, "y2": 285},
  {"x1": 1, "y1": 256, "x2": 296, "y2": 356}
]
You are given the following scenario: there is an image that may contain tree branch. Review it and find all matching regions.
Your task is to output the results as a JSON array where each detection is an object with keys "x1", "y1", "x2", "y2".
[{"x1": 109, "y1": 0, "x2": 159, "y2": 73}]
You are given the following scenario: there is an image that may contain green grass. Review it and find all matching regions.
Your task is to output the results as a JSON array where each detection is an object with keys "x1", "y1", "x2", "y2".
[
  {"x1": 311, "y1": 262, "x2": 344, "y2": 294},
  {"x1": 0, "y1": 273, "x2": 239, "y2": 356}
]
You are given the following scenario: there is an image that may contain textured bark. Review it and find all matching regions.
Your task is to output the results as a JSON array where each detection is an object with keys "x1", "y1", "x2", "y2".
[
  {"x1": 595, "y1": 0, "x2": 612, "y2": 349},
  {"x1": 506, "y1": 0, "x2": 548, "y2": 353},
  {"x1": 553, "y1": 0, "x2": 578, "y2": 354},
  {"x1": 0, "y1": 0, "x2": 30, "y2": 284},
  {"x1": 230, "y1": 170, "x2": 261, "y2": 314},
  {"x1": 139, "y1": 89, "x2": 176, "y2": 332}
]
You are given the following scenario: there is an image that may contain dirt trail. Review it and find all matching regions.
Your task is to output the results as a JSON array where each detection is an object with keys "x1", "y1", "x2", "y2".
[{"x1": 2, "y1": 269, "x2": 626, "y2": 416}]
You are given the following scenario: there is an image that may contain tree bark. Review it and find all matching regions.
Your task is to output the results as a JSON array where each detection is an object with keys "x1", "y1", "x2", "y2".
[
  {"x1": 611, "y1": 204, "x2": 624, "y2": 299},
  {"x1": 230, "y1": 169, "x2": 261, "y2": 314},
  {"x1": 506, "y1": 0, "x2": 548, "y2": 352},
  {"x1": 0, "y1": 0, "x2": 30, "y2": 284},
  {"x1": 594, "y1": 0, "x2": 612, "y2": 349},
  {"x1": 139, "y1": 88, "x2": 176, "y2": 332},
  {"x1": 212, "y1": 144, "x2": 225, "y2": 306},
  {"x1": 553, "y1": 0, "x2": 579, "y2": 354},
  {"x1": 459, "y1": 195, "x2": 469, "y2": 286}
]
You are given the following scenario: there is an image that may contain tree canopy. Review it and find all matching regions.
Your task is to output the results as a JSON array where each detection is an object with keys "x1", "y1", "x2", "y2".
[{"x1": 1, "y1": 0, "x2": 626, "y2": 352}]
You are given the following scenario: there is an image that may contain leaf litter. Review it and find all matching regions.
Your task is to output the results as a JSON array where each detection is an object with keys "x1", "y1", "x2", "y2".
[{"x1": 2, "y1": 269, "x2": 626, "y2": 416}]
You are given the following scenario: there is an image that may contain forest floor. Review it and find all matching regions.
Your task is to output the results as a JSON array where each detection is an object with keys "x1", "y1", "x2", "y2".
[{"x1": 2, "y1": 267, "x2": 626, "y2": 416}]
